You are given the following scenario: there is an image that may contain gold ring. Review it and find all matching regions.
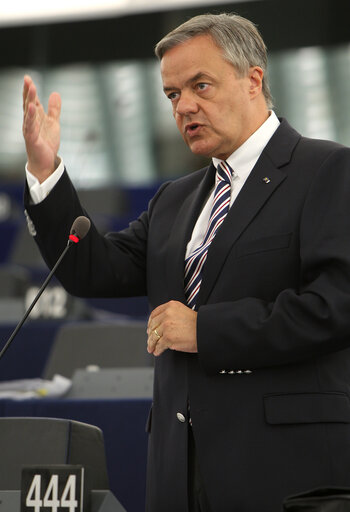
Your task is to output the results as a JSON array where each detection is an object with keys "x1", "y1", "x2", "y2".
[{"x1": 153, "y1": 328, "x2": 161, "y2": 340}]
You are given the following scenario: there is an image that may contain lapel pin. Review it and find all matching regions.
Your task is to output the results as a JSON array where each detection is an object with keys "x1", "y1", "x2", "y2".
[{"x1": 263, "y1": 177, "x2": 271, "y2": 184}]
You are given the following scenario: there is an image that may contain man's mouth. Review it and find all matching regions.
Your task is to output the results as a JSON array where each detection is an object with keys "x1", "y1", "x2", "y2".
[{"x1": 185, "y1": 123, "x2": 202, "y2": 136}]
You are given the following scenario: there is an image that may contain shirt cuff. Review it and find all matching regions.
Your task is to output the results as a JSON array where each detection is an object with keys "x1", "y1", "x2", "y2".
[{"x1": 25, "y1": 158, "x2": 64, "y2": 204}]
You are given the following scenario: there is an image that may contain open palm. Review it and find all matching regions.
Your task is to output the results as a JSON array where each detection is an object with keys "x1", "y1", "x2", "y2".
[{"x1": 22, "y1": 75, "x2": 61, "y2": 183}]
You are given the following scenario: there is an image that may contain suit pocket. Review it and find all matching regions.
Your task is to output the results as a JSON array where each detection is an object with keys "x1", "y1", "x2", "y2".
[
  {"x1": 264, "y1": 392, "x2": 350, "y2": 425},
  {"x1": 236, "y1": 232, "x2": 292, "y2": 258}
]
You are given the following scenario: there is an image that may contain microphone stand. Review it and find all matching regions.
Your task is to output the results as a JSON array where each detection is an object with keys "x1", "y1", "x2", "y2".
[{"x1": 0, "y1": 239, "x2": 75, "y2": 362}]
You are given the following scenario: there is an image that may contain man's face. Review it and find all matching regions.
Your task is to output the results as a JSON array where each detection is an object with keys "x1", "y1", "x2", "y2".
[{"x1": 160, "y1": 34, "x2": 266, "y2": 160}]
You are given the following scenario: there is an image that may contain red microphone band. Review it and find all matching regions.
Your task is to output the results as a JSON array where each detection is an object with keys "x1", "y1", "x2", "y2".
[{"x1": 69, "y1": 234, "x2": 80, "y2": 244}]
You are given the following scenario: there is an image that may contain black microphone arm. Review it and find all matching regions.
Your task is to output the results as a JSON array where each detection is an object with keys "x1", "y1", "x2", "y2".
[{"x1": 0, "y1": 216, "x2": 91, "y2": 362}]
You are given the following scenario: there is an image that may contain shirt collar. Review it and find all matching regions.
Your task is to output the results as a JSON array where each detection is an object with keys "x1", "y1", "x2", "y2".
[{"x1": 212, "y1": 111, "x2": 280, "y2": 180}]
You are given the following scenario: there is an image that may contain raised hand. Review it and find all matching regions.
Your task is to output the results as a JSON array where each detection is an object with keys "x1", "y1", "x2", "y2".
[{"x1": 22, "y1": 75, "x2": 62, "y2": 183}]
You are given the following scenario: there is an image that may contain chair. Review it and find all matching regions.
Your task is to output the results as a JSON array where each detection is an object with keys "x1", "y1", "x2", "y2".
[
  {"x1": 43, "y1": 319, "x2": 151, "y2": 380},
  {"x1": 0, "y1": 417, "x2": 127, "y2": 511},
  {"x1": 66, "y1": 367, "x2": 154, "y2": 398},
  {"x1": 0, "y1": 417, "x2": 108, "y2": 491},
  {"x1": 0, "y1": 263, "x2": 30, "y2": 298}
]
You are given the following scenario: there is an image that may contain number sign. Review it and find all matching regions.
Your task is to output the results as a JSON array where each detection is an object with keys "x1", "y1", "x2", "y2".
[{"x1": 21, "y1": 466, "x2": 85, "y2": 512}]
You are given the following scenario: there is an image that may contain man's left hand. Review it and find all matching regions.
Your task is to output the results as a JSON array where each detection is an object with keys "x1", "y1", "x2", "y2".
[{"x1": 147, "y1": 300, "x2": 197, "y2": 356}]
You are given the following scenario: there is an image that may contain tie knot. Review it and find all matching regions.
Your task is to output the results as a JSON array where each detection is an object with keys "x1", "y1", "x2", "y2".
[{"x1": 217, "y1": 161, "x2": 233, "y2": 185}]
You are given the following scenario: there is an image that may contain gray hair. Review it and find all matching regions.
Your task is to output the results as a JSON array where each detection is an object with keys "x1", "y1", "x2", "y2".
[{"x1": 155, "y1": 13, "x2": 273, "y2": 108}]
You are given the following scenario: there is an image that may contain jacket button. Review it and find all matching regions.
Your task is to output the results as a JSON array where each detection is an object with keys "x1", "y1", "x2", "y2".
[{"x1": 176, "y1": 412, "x2": 186, "y2": 423}]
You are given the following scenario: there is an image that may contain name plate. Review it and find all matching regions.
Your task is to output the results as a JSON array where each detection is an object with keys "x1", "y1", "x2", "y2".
[{"x1": 21, "y1": 466, "x2": 85, "y2": 512}]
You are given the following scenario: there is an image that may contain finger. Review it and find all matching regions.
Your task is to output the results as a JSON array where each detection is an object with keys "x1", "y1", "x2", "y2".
[
  {"x1": 148, "y1": 303, "x2": 166, "y2": 322},
  {"x1": 23, "y1": 76, "x2": 30, "y2": 111},
  {"x1": 23, "y1": 102, "x2": 36, "y2": 141},
  {"x1": 23, "y1": 82, "x2": 37, "y2": 128},
  {"x1": 47, "y1": 92, "x2": 61, "y2": 121},
  {"x1": 148, "y1": 332, "x2": 168, "y2": 357},
  {"x1": 153, "y1": 341, "x2": 168, "y2": 357},
  {"x1": 147, "y1": 337, "x2": 155, "y2": 354},
  {"x1": 147, "y1": 312, "x2": 163, "y2": 335},
  {"x1": 23, "y1": 75, "x2": 35, "y2": 110},
  {"x1": 147, "y1": 302, "x2": 169, "y2": 333},
  {"x1": 147, "y1": 318, "x2": 163, "y2": 337},
  {"x1": 147, "y1": 330, "x2": 161, "y2": 354},
  {"x1": 26, "y1": 81, "x2": 47, "y2": 122},
  {"x1": 27, "y1": 81, "x2": 37, "y2": 108},
  {"x1": 148, "y1": 323, "x2": 164, "y2": 352}
]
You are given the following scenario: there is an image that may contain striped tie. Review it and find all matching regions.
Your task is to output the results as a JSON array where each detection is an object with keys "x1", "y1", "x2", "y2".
[{"x1": 184, "y1": 161, "x2": 234, "y2": 309}]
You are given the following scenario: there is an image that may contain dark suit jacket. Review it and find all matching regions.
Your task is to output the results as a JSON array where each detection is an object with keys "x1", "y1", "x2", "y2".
[{"x1": 25, "y1": 119, "x2": 350, "y2": 512}]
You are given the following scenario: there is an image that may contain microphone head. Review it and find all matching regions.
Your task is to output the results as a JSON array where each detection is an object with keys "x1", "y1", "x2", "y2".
[{"x1": 69, "y1": 216, "x2": 91, "y2": 242}]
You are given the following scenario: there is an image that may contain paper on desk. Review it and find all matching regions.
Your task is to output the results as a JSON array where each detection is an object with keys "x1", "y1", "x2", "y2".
[{"x1": 0, "y1": 374, "x2": 71, "y2": 399}]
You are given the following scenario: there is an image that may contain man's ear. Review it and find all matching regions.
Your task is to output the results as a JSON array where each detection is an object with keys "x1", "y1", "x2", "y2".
[{"x1": 248, "y1": 66, "x2": 264, "y2": 99}]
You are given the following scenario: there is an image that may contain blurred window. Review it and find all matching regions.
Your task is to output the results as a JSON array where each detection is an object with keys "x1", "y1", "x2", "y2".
[{"x1": 0, "y1": 42, "x2": 349, "y2": 187}]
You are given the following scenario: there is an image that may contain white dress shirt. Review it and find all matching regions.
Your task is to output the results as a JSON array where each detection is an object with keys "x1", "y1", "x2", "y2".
[
  {"x1": 26, "y1": 157, "x2": 65, "y2": 205},
  {"x1": 185, "y1": 111, "x2": 280, "y2": 258}
]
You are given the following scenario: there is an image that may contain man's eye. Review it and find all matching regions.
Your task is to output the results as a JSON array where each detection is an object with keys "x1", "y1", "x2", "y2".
[
  {"x1": 197, "y1": 83, "x2": 209, "y2": 91},
  {"x1": 168, "y1": 92, "x2": 179, "y2": 101}
]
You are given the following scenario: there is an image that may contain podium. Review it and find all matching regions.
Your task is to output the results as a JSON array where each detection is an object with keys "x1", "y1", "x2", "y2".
[{"x1": 0, "y1": 417, "x2": 127, "y2": 511}]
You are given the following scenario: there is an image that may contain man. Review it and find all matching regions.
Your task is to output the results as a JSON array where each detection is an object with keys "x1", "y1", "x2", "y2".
[{"x1": 22, "y1": 13, "x2": 350, "y2": 512}]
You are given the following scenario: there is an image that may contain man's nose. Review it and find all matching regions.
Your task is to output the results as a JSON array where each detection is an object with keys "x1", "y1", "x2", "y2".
[{"x1": 175, "y1": 91, "x2": 199, "y2": 116}]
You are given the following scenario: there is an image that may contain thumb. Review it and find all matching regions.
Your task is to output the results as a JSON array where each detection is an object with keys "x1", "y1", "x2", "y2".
[{"x1": 47, "y1": 92, "x2": 61, "y2": 120}]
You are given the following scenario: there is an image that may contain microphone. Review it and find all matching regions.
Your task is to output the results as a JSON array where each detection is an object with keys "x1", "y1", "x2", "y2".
[
  {"x1": 69, "y1": 216, "x2": 91, "y2": 244},
  {"x1": 0, "y1": 216, "x2": 91, "y2": 361}
]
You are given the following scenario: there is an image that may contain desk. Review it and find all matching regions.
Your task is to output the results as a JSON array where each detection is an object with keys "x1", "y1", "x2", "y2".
[{"x1": 0, "y1": 397, "x2": 151, "y2": 512}]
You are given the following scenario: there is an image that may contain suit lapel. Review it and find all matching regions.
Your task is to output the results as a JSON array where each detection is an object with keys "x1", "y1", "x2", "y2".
[
  {"x1": 164, "y1": 118, "x2": 301, "y2": 307},
  {"x1": 196, "y1": 119, "x2": 301, "y2": 308},
  {"x1": 165, "y1": 164, "x2": 216, "y2": 302}
]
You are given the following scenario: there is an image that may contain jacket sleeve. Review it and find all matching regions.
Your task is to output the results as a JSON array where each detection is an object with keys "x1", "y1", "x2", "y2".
[{"x1": 24, "y1": 169, "x2": 166, "y2": 299}]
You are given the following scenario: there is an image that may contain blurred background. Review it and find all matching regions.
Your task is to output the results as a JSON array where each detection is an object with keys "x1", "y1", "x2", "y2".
[
  {"x1": 1, "y1": 0, "x2": 350, "y2": 186},
  {"x1": 0, "y1": 2, "x2": 349, "y2": 510}
]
